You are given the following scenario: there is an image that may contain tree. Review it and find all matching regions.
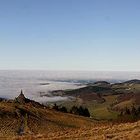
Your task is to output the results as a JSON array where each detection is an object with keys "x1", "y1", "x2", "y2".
[
  {"x1": 59, "y1": 106, "x2": 67, "y2": 113},
  {"x1": 70, "y1": 106, "x2": 79, "y2": 115},
  {"x1": 84, "y1": 108, "x2": 90, "y2": 117},
  {"x1": 125, "y1": 107, "x2": 130, "y2": 115},
  {"x1": 79, "y1": 106, "x2": 84, "y2": 116},
  {"x1": 138, "y1": 106, "x2": 140, "y2": 113},
  {"x1": 52, "y1": 104, "x2": 59, "y2": 111},
  {"x1": 70, "y1": 106, "x2": 90, "y2": 117},
  {"x1": 131, "y1": 106, "x2": 137, "y2": 116}
]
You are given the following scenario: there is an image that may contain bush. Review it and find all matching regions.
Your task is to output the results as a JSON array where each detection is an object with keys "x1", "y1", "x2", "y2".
[
  {"x1": 59, "y1": 106, "x2": 67, "y2": 113},
  {"x1": 70, "y1": 106, "x2": 90, "y2": 117},
  {"x1": 53, "y1": 104, "x2": 90, "y2": 117}
]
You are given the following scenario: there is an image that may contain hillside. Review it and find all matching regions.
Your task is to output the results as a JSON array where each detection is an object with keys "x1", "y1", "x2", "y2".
[
  {"x1": 0, "y1": 93, "x2": 94, "y2": 139},
  {"x1": 52, "y1": 79, "x2": 140, "y2": 120},
  {"x1": 15, "y1": 120, "x2": 140, "y2": 140},
  {"x1": 0, "y1": 92, "x2": 140, "y2": 139}
]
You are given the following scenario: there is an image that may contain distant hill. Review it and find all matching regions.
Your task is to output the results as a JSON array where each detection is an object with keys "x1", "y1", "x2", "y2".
[
  {"x1": 64, "y1": 86, "x2": 111, "y2": 103},
  {"x1": 92, "y1": 81, "x2": 110, "y2": 86},
  {"x1": 50, "y1": 80, "x2": 140, "y2": 121},
  {"x1": 123, "y1": 79, "x2": 140, "y2": 84},
  {"x1": 112, "y1": 92, "x2": 140, "y2": 110},
  {"x1": 51, "y1": 79, "x2": 140, "y2": 104}
]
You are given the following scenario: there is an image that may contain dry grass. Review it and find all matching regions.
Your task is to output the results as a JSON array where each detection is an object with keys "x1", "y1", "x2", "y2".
[
  {"x1": 113, "y1": 99, "x2": 134, "y2": 110},
  {"x1": 11, "y1": 120, "x2": 140, "y2": 140},
  {"x1": 0, "y1": 100, "x2": 140, "y2": 140}
]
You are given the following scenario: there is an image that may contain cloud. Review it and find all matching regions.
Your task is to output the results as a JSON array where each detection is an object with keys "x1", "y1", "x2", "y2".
[{"x1": 33, "y1": 96, "x2": 70, "y2": 103}]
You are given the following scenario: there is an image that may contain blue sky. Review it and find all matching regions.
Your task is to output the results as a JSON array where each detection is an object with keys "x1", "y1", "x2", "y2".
[{"x1": 0, "y1": 0, "x2": 140, "y2": 71}]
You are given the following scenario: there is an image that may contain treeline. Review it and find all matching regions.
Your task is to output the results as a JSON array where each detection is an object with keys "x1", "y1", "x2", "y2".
[
  {"x1": 119, "y1": 106, "x2": 140, "y2": 116},
  {"x1": 118, "y1": 106, "x2": 140, "y2": 122},
  {"x1": 70, "y1": 106, "x2": 90, "y2": 117},
  {"x1": 52, "y1": 104, "x2": 90, "y2": 117},
  {"x1": 52, "y1": 104, "x2": 68, "y2": 113}
]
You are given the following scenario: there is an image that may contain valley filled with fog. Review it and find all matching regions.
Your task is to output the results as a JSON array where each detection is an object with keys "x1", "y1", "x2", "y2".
[{"x1": 0, "y1": 70, "x2": 140, "y2": 103}]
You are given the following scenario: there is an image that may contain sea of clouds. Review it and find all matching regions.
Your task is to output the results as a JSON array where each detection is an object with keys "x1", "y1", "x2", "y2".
[{"x1": 0, "y1": 70, "x2": 140, "y2": 103}]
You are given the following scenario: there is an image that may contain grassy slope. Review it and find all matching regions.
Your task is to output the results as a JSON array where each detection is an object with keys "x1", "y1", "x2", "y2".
[
  {"x1": 0, "y1": 100, "x2": 94, "y2": 139},
  {"x1": 56, "y1": 81, "x2": 140, "y2": 120},
  {"x1": 13, "y1": 119, "x2": 140, "y2": 140},
  {"x1": 0, "y1": 98, "x2": 140, "y2": 139},
  {"x1": 58, "y1": 95, "x2": 119, "y2": 120},
  {"x1": 87, "y1": 95, "x2": 119, "y2": 120},
  {"x1": 1, "y1": 100, "x2": 140, "y2": 140}
]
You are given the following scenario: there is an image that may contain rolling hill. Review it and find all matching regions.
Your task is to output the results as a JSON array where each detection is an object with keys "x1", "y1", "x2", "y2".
[
  {"x1": 52, "y1": 79, "x2": 140, "y2": 120},
  {"x1": 0, "y1": 93, "x2": 140, "y2": 140}
]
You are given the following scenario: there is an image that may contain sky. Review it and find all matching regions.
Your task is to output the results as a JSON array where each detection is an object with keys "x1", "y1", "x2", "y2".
[{"x1": 0, "y1": 0, "x2": 140, "y2": 71}]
